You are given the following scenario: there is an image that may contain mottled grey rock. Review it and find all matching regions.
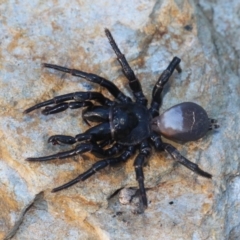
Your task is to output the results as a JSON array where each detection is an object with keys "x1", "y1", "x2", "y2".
[{"x1": 0, "y1": 0, "x2": 239, "y2": 239}]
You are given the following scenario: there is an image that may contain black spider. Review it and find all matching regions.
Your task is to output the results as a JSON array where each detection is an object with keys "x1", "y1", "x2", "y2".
[{"x1": 24, "y1": 29, "x2": 219, "y2": 211}]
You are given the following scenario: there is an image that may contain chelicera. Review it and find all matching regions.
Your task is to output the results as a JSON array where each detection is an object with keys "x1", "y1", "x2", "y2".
[{"x1": 24, "y1": 29, "x2": 219, "y2": 211}]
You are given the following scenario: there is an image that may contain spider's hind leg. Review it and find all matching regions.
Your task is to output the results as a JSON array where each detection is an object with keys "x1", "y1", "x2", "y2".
[
  {"x1": 149, "y1": 57, "x2": 181, "y2": 117},
  {"x1": 151, "y1": 133, "x2": 212, "y2": 178},
  {"x1": 134, "y1": 140, "x2": 151, "y2": 209},
  {"x1": 163, "y1": 143, "x2": 212, "y2": 178}
]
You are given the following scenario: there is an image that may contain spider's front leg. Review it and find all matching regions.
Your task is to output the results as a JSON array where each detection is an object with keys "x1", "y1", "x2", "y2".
[
  {"x1": 47, "y1": 105, "x2": 112, "y2": 145},
  {"x1": 26, "y1": 141, "x2": 124, "y2": 162},
  {"x1": 26, "y1": 122, "x2": 112, "y2": 161},
  {"x1": 48, "y1": 122, "x2": 112, "y2": 145},
  {"x1": 43, "y1": 63, "x2": 131, "y2": 103},
  {"x1": 24, "y1": 92, "x2": 112, "y2": 114},
  {"x1": 51, "y1": 146, "x2": 136, "y2": 192}
]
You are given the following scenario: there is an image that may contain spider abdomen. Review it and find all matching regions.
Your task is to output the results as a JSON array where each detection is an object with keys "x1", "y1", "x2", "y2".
[{"x1": 151, "y1": 102, "x2": 209, "y2": 142}]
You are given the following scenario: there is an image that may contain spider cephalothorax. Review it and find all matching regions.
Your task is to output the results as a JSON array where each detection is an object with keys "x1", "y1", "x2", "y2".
[{"x1": 24, "y1": 29, "x2": 219, "y2": 211}]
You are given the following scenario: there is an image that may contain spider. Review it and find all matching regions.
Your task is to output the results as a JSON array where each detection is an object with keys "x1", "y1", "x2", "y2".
[{"x1": 24, "y1": 29, "x2": 219, "y2": 211}]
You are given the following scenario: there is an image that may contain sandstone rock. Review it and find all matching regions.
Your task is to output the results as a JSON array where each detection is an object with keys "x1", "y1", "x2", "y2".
[{"x1": 1, "y1": 0, "x2": 239, "y2": 239}]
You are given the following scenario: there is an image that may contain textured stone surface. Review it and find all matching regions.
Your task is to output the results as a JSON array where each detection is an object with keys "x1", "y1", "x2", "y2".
[{"x1": 0, "y1": 0, "x2": 239, "y2": 239}]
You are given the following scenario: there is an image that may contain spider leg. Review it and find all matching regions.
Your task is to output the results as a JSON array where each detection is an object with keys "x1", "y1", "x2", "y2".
[
  {"x1": 150, "y1": 133, "x2": 212, "y2": 178},
  {"x1": 51, "y1": 146, "x2": 136, "y2": 192},
  {"x1": 26, "y1": 143, "x2": 93, "y2": 161},
  {"x1": 24, "y1": 91, "x2": 112, "y2": 114},
  {"x1": 164, "y1": 144, "x2": 212, "y2": 178},
  {"x1": 43, "y1": 63, "x2": 131, "y2": 103},
  {"x1": 48, "y1": 133, "x2": 123, "y2": 157},
  {"x1": 149, "y1": 57, "x2": 181, "y2": 117},
  {"x1": 98, "y1": 139, "x2": 114, "y2": 148},
  {"x1": 92, "y1": 143, "x2": 124, "y2": 158},
  {"x1": 105, "y1": 29, "x2": 147, "y2": 106},
  {"x1": 41, "y1": 101, "x2": 93, "y2": 115},
  {"x1": 82, "y1": 105, "x2": 109, "y2": 124},
  {"x1": 47, "y1": 122, "x2": 112, "y2": 145},
  {"x1": 26, "y1": 141, "x2": 124, "y2": 162},
  {"x1": 134, "y1": 140, "x2": 151, "y2": 208}
]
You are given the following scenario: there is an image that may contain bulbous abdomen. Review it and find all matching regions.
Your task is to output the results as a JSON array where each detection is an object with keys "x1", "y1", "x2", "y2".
[{"x1": 151, "y1": 102, "x2": 210, "y2": 142}]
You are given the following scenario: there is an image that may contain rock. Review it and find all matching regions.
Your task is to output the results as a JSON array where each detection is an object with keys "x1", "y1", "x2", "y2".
[{"x1": 1, "y1": 0, "x2": 239, "y2": 239}]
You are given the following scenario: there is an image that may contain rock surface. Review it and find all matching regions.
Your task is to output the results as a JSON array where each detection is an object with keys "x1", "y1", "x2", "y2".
[{"x1": 0, "y1": 0, "x2": 239, "y2": 239}]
